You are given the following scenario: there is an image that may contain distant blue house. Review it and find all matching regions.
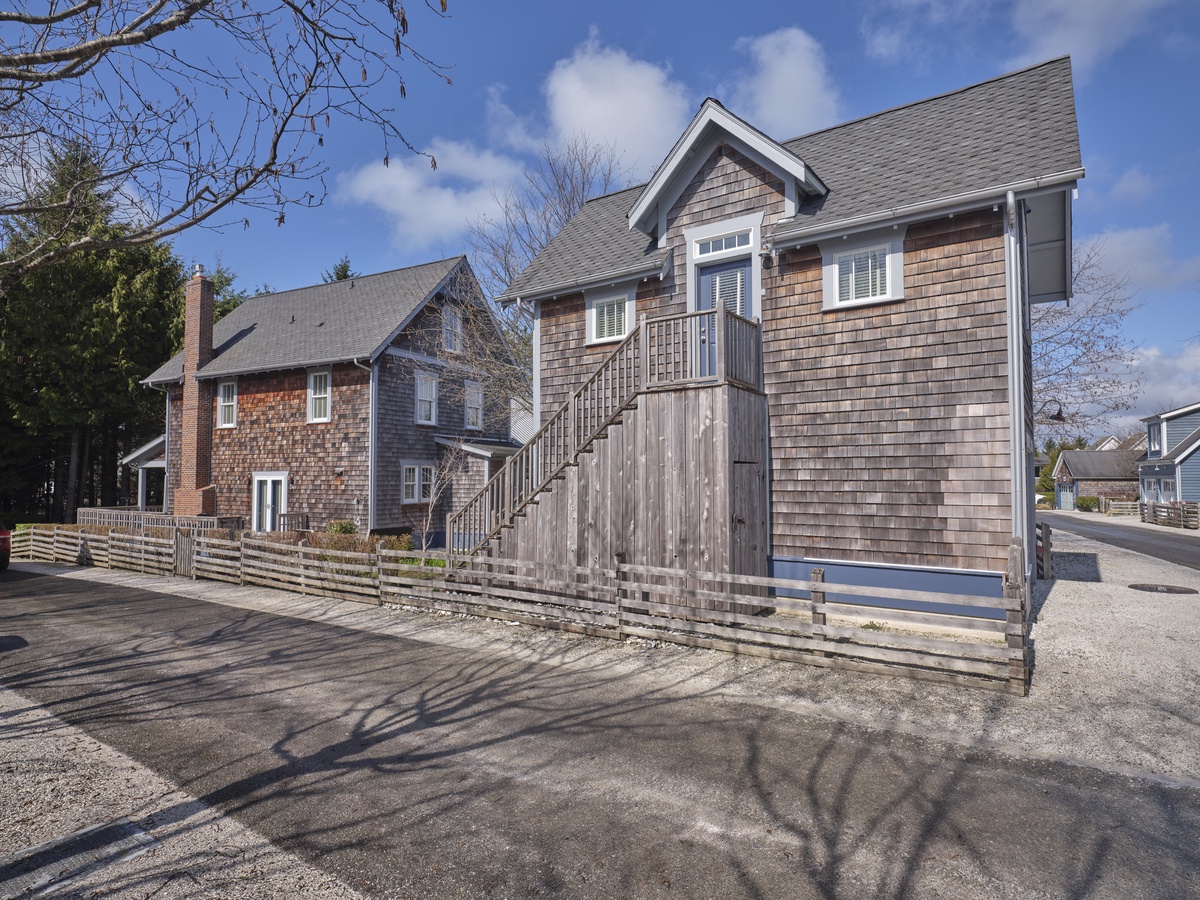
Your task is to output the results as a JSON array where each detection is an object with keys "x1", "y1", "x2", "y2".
[{"x1": 1139, "y1": 400, "x2": 1200, "y2": 502}]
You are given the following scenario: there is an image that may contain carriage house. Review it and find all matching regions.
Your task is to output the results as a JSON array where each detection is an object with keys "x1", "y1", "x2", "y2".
[
  {"x1": 1140, "y1": 400, "x2": 1200, "y2": 503},
  {"x1": 145, "y1": 257, "x2": 514, "y2": 539},
  {"x1": 448, "y1": 57, "x2": 1083, "y2": 596}
]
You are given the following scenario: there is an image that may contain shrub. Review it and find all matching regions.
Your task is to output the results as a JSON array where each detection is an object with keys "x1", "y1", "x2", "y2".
[
  {"x1": 326, "y1": 520, "x2": 358, "y2": 535},
  {"x1": 1076, "y1": 496, "x2": 1099, "y2": 512}
]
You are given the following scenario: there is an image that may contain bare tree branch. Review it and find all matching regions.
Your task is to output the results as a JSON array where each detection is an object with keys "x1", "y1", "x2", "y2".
[
  {"x1": 0, "y1": 0, "x2": 453, "y2": 295},
  {"x1": 1033, "y1": 235, "x2": 1143, "y2": 438}
]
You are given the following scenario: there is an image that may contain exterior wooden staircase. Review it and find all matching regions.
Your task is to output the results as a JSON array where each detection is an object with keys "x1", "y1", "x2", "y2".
[{"x1": 448, "y1": 306, "x2": 763, "y2": 554}]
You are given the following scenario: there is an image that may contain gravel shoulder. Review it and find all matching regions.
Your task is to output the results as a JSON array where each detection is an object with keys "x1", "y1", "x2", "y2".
[{"x1": 3, "y1": 532, "x2": 1199, "y2": 895}]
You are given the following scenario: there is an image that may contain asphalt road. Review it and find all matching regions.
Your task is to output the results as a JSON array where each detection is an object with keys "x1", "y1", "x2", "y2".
[
  {"x1": 2, "y1": 568, "x2": 1198, "y2": 899},
  {"x1": 1038, "y1": 510, "x2": 1200, "y2": 571}
]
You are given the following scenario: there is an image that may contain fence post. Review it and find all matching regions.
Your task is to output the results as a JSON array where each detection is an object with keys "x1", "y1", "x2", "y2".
[
  {"x1": 298, "y1": 539, "x2": 308, "y2": 596},
  {"x1": 52, "y1": 525, "x2": 61, "y2": 564},
  {"x1": 810, "y1": 567, "x2": 827, "y2": 657},
  {"x1": 614, "y1": 552, "x2": 627, "y2": 639},
  {"x1": 239, "y1": 532, "x2": 249, "y2": 585},
  {"x1": 1005, "y1": 539, "x2": 1029, "y2": 696},
  {"x1": 376, "y1": 541, "x2": 387, "y2": 605}
]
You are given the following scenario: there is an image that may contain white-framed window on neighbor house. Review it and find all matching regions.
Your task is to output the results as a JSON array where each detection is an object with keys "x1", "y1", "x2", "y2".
[
  {"x1": 217, "y1": 379, "x2": 237, "y2": 428},
  {"x1": 464, "y1": 380, "x2": 483, "y2": 431},
  {"x1": 307, "y1": 368, "x2": 331, "y2": 423},
  {"x1": 821, "y1": 227, "x2": 907, "y2": 310},
  {"x1": 585, "y1": 285, "x2": 636, "y2": 345},
  {"x1": 1162, "y1": 479, "x2": 1177, "y2": 502},
  {"x1": 1149, "y1": 424, "x2": 1162, "y2": 454},
  {"x1": 415, "y1": 372, "x2": 438, "y2": 425},
  {"x1": 442, "y1": 305, "x2": 462, "y2": 353},
  {"x1": 402, "y1": 462, "x2": 436, "y2": 503}
]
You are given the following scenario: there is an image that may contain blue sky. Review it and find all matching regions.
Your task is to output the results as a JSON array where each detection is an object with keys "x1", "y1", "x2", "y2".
[{"x1": 175, "y1": 0, "x2": 1200, "y2": 432}]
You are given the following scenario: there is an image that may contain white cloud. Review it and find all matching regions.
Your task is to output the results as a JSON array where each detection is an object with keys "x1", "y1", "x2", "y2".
[
  {"x1": 863, "y1": 1, "x2": 989, "y2": 63},
  {"x1": 1090, "y1": 224, "x2": 1200, "y2": 293},
  {"x1": 540, "y1": 33, "x2": 692, "y2": 178},
  {"x1": 1009, "y1": 0, "x2": 1179, "y2": 79},
  {"x1": 727, "y1": 28, "x2": 840, "y2": 139},
  {"x1": 339, "y1": 138, "x2": 524, "y2": 250},
  {"x1": 1109, "y1": 166, "x2": 1161, "y2": 204},
  {"x1": 1113, "y1": 343, "x2": 1200, "y2": 428}
]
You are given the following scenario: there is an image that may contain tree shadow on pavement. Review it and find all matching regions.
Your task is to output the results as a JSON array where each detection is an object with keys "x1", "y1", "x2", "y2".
[{"x1": 2, "y1": 572, "x2": 1198, "y2": 899}]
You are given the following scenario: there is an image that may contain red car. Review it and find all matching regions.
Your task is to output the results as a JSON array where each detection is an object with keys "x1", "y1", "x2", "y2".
[{"x1": 0, "y1": 522, "x2": 10, "y2": 570}]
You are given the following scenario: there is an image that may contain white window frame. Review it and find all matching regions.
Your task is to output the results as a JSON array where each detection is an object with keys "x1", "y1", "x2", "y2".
[
  {"x1": 442, "y1": 305, "x2": 463, "y2": 354},
  {"x1": 307, "y1": 367, "x2": 331, "y2": 423},
  {"x1": 464, "y1": 380, "x2": 483, "y2": 431},
  {"x1": 217, "y1": 379, "x2": 237, "y2": 429},
  {"x1": 584, "y1": 284, "x2": 636, "y2": 346},
  {"x1": 820, "y1": 226, "x2": 907, "y2": 311},
  {"x1": 401, "y1": 462, "x2": 436, "y2": 504},
  {"x1": 684, "y1": 212, "x2": 764, "y2": 319},
  {"x1": 415, "y1": 371, "x2": 438, "y2": 426},
  {"x1": 1148, "y1": 424, "x2": 1161, "y2": 454}
]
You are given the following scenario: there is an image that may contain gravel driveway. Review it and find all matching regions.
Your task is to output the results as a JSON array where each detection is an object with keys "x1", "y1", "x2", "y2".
[{"x1": 2, "y1": 529, "x2": 1198, "y2": 897}]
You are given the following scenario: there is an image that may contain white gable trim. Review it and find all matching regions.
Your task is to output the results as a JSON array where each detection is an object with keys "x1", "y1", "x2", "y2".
[{"x1": 628, "y1": 98, "x2": 826, "y2": 238}]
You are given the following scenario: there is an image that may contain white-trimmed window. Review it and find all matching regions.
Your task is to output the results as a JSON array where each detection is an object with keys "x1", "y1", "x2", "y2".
[
  {"x1": 585, "y1": 285, "x2": 635, "y2": 345},
  {"x1": 821, "y1": 227, "x2": 906, "y2": 310},
  {"x1": 416, "y1": 372, "x2": 438, "y2": 425},
  {"x1": 402, "y1": 463, "x2": 436, "y2": 504},
  {"x1": 1162, "y1": 479, "x2": 1176, "y2": 502},
  {"x1": 1148, "y1": 424, "x2": 1161, "y2": 454},
  {"x1": 443, "y1": 306, "x2": 462, "y2": 353},
  {"x1": 464, "y1": 380, "x2": 483, "y2": 431},
  {"x1": 217, "y1": 379, "x2": 237, "y2": 428},
  {"x1": 696, "y1": 230, "x2": 751, "y2": 258},
  {"x1": 307, "y1": 368, "x2": 331, "y2": 423}
]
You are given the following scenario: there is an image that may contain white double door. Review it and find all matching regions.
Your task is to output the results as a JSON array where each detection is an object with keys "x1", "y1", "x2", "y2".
[{"x1": 252, "y1": 472, "x2": 287, "y2": 532}]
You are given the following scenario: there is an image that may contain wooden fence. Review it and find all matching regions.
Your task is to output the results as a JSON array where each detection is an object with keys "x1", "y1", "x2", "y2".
[
  {"x1": 1104, "y1": 500, "x2": 1139, "y2": 516},
  {"x1": 12, "y1": 526, "x2": 1030, "y2": 695},
  {"x1": 1140, "y1": 501, "x2": 1200, "y2": 530},
  {"x1": 77, "y1": 509, "x2": 243, "y2": 533}
]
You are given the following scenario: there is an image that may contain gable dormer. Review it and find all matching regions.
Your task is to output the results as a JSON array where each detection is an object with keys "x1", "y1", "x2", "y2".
[{"x1": 627, "y1": 99, "x2": 827, "y2": 247}]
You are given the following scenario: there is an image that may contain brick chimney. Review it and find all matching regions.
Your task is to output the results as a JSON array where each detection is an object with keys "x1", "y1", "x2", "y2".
[{"x1": 176, "y1": 266, "x2": 217, "y2": 516}]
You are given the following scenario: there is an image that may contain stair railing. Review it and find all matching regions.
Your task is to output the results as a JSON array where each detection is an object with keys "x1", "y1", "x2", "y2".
[{"x1": 448, "y1": 307, "x2": 761, "y2": 552}]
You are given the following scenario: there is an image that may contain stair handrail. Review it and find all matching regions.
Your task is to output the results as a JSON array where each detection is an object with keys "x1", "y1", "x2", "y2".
[
  {"x1": 447, "y1": 307, "x2": 763, "y2": 553},
  {"x1": 448, "y1": 322, "x2": 643, "y2": 552}
]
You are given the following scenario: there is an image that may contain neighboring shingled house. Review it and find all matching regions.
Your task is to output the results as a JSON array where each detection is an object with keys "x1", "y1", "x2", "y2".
[
  {"x1": 1140, "y1": 400, "x2": 1200, "y2": 503},
  {"x1": 1052, "y1": 448, "x2": 1142, "y2": 509},
  {"x1": 449, "y1": 57, "x2": 1082, "y2": 597},
  {"x1": 144, "y1": 257, "x2": 515, "y2": 539}
]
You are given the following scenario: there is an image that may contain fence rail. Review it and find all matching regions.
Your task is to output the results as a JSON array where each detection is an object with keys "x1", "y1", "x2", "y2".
[
  {"x1": 1140, "y1": 501, "x2": 1200, "y2": 530},
  {"x1": 77, "y1": 509, "x2": 244, "y2": 533},
  {"x1": 448, "y1": 307, "x2": 762, "y2": 554},
  {"x1": 11, "y1": 527, "x2": 1029, "y2": 694}
]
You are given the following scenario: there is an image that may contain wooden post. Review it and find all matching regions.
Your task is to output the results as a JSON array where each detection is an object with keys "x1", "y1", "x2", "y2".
[
  {"x1": 614, "y1": 552, "x2": 627, "y2": 638},
  {"x1": 298, "y1": 539, "x2": 308, "y2": 596},
  {"x1": 1005, "y1": 538, "x2": 1029, "y2": 696},
  {"x1": 239, "y1": 531, "x2": 250, "y2": 586},
  {"x1": 811, "y1": 567, "x2": 827, "y2": 657},
  {"x1": 640, "y1": 314, "x2": 650, "y2": 387},
  {"x1": 715, "y1": 302, "x2": 727, "y2": 383}
]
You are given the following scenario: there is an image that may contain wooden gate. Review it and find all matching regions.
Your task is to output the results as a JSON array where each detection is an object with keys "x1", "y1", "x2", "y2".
[{"x1": 174, "y1": 531, "x2": 195, "y2": 578}]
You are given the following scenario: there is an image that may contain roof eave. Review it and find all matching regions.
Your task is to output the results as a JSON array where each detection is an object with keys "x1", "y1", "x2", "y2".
[
  {"x1": 770, "y1": 168, "x2": 1085, "y2": 248},
  {"x1": 498, "y1": 255, "x2": 669, "y2": 305}
]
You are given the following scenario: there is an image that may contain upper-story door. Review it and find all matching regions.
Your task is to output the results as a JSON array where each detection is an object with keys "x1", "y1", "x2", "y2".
[{"x1": 696, "y1": 257, "x2": 751, "y2": 378}]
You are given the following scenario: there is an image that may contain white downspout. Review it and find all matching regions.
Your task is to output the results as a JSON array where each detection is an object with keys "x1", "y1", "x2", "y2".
[{"x1": 1004, "y1": 191, "x2": 1032, "y2": 577}]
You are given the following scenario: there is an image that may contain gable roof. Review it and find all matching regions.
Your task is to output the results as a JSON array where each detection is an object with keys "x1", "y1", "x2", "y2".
[
  {"x1": 628, "y1": 98, "x2": 827, "y2": 236},
  {"x1": 1158, "y1": 426, "x2": 1200, "y2": 465},
  {"x1": 146, "y1": 257, "x2": 467, "y2": 385},
  {"x1": 1057, "y1": 449, "x2": 1142, "y2": 480},
  {"x1": 500, "y1": 56, "x2": 1081, "y2": 304},
  {"x1": 1142, "y1": 399, "x2": 1200, "y2": 423}
]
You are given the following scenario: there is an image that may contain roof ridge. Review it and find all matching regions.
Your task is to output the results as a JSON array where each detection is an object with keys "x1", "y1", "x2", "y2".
[
  {"x1": 782, "y1": 56, "x2": 1072, "y2": 145},
  {"x1": 249, "y1": 255, "x2": 464, "y2": 301}
]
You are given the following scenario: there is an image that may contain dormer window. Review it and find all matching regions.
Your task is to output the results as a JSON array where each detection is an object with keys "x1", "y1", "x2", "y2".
[{"x1": 1149, "y1": 424, "x2": 1161, "y2": 454}]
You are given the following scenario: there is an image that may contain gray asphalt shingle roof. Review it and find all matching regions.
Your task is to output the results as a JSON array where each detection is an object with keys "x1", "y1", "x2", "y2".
[
  {"x1": 146, "y1": 257, "x2": 464, "y2": 384},
  {"x1": 1060, "y1": 450, "x2": 1142, "y2": 480},
  {"x1": 501, "y1": 57, "x2": 1080, "y2": 302}
]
